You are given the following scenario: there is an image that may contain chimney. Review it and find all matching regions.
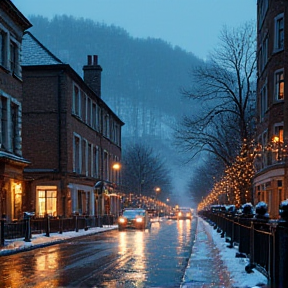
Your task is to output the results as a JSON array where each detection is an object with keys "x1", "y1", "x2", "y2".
[{"x1": 83, "y1": 55, "x2": 103, "y2": 98}]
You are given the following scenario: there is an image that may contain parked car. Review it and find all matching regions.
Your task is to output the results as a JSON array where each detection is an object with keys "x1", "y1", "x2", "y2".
[
  {"x1": 177, "y1": 207, "x2": 192, "y2": 220},
  {"x1": 118, "y1": 208, "x2": 151, "y2": 230}
]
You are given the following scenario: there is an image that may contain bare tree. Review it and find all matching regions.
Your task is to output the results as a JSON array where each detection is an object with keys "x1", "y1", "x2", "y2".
[
  {"x1": 176, "y1": 21, "x2": 257, "y2": 167},
  {"x1": 188, "y1": 154, "x2": 225, "y2": 205},
  {"x1": 121, "y1": 143, "x2": 171, "y2": 201}
]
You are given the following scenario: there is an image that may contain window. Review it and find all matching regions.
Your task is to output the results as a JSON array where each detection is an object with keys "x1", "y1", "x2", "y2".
[
  {"x1": 73, "y1": 85, "x2": 81, "y2": 116},
  {"x1": 275, "y1": 70, "x2": 284, "y2": 100},
  {"x1": 0, "y1": 96, "x2": 8, "y2": 149},
  {"x1": 36, "y1": 186, "x2": 57, "y2": 217},
  {"x1": 260, "y1": 81, "x2": 267, "y2": 120},
  {"x1": 82, "y1": 139, "x2": 87, "y2": 176},
  {"x1": 87, "y1": 97, "x2": 92, "y2": 126},
  {"x1": 103, "y1": 151, "x2": 109, "y2": 180},
  {"x1": 259, "y1": 35, "x2": 268, "y2": 73},
  {"x1": 93, "y1": 146, "x2": 99, "y2": 178},
  {"x1": 0, "y1": 96, "x2": 21, "y2": 154},
  {"x1": 10, "y1": 41, "x2": 18, "y2": 75},
  {"x1": 258, "y1": 0, "x2": 268, "y2": 28},
  {"x1": 77, "y1": 190, "x2": 90, "y2": 215},
  {"x1": 88, "y1": 143, "x2": 92, "y2": 177},
  {"x1": 274, "y1": 125, "x2": 284, "y2": 142},
  {"x1": 274, "y1": 14, "x2": 284, "y2": 51},
  {"x1": 11, "y1": 102, "x2": 19, "y2": 153},
  {"x1": 73, "y1": 134, "x2": 81, "y2": 173},
  {"x1": 104, "y1": 114, "x2": 110, "y2": 138},
  {"x1": 0, "y1": 30, "x2": 7, "y2": 67},
  {"x1": 92, "y1": 103, "x2": 96, "y2": 129}
]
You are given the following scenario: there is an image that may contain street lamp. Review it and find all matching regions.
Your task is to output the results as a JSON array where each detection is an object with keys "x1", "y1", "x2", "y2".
[{"x1": 154, "y1": 187, "x2": 161, "y2": 219}]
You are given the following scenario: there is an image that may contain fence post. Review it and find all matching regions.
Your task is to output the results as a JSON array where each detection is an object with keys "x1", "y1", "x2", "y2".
[
  {"x1": 0, "y1": 218, "x2": 5, "y2": 246},
  {"x1": 250, "y1": 220, "x2": 254, "y2": 264},
  {"x1": 269, "y1": 224, "x2": 277, "y2": 288},
  {"x1": 45, "y1": 215, "x2": 50, "y2": 237},
  {"x1": 59, "y1": 216, "x2": 63, "y2": 234},
  {"x1": 275, "y1": 221, "x2": 288, "y2": 288}
]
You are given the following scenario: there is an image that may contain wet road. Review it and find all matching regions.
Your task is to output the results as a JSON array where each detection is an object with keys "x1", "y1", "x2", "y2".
[{"x1": 0, "y1": 218, "x2": 196, "y2": 288}]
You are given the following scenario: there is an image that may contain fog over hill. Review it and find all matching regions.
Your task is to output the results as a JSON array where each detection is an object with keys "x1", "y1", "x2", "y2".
[{"x1": 26, "y1": 15, "x2": 204, "y2": 205}]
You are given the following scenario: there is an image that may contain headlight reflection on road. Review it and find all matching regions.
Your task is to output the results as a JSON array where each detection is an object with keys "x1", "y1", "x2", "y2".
[
  {"x1": 118, "y1": 230, "x2": 146, "y2": 284},
  {"x1": 36, "y1": 249, "x2": 60, "y2": 271},
  {"x1": 177, "y1": 218, "x2": 192, "y2": 248}
]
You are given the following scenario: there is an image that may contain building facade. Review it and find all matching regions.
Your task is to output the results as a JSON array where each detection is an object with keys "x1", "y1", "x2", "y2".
[
  {"x1": 21, "y1": 32, "x2": 124, "y2": 218},
  {"x1": 254, "y1": 0, "x2": 288, "y2": 218},
  {"x1": 0, "y1": 0, "x2": 31, "y2": 221}
]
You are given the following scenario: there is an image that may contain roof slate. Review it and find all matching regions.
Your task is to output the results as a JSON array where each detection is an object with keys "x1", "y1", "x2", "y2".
[{"x1": 21, "y1": 31, "x2": 63, "y2": 66}]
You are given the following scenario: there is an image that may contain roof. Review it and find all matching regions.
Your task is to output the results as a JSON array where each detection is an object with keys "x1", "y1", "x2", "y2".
[
  {"x1": 1, "y1": 0, "x2": 32, "y2": 30},
  {"x1": 21, "y1": 31, "x2": 63, "y2": 66}
]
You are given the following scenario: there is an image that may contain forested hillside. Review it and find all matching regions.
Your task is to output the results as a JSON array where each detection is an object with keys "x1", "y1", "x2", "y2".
[{"x1": 26, "y1": 15, "x2": 203, "y2": 198}]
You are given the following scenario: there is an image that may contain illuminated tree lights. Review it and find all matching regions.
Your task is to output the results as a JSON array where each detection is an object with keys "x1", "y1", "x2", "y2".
[{"x1": 198, "y1": 139, "x2": 255, "y2": 211}]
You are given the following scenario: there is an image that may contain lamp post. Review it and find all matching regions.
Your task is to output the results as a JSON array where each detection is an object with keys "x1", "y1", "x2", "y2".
[
  {"x1": 154, "y1": 187, "x2": 161, "y2": 219},
  {"x1": 112, "y1": 162, "x2": 121, "y2": 216}
]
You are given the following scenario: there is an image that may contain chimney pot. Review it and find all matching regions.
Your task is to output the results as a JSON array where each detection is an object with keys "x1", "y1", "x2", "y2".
[
  {"x1": 87, "y1": 55, "x2": 92, "y2": 65},
  {"x1": 93, "y1": 55, "x2": 98, "y2": 65}
]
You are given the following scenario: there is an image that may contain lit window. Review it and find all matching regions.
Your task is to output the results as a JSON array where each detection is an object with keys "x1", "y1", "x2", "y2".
[
  {"x1": 36, "y1": 186, "x2": 57, "y2": 217},
  {"x1": 275, "y1": 70, "x2": 284, "y2": 100}
]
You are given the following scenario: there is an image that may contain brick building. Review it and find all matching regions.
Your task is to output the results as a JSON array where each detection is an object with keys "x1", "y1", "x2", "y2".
[
  {"x1": 0, "y1": 0, "x2": 31, "y2": 221},
  {"x1": 254, "y1": 0, "x2": 288, "y2": 218},
  {"x1": 21, "y1": 32, "x2": 124, "y2": 218}
]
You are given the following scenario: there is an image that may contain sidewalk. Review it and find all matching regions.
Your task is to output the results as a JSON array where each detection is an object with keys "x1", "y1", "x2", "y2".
[
  {"x1": 0, "y1": 225, "x2": 117, "y2": 256},
  {"x1": 181, "y1": 216, "x2": 268, "y2": 288}
]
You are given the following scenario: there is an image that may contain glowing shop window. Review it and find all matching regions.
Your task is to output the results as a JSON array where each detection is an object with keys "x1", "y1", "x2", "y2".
[{"x1": 37, "y1": 186, "x2": 57, "y2": 217}]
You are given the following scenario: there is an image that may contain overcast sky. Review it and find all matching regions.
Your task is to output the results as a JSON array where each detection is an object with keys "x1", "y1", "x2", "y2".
[{"x1": 12, "y1": 0, "x2": 257, "y2": 60}]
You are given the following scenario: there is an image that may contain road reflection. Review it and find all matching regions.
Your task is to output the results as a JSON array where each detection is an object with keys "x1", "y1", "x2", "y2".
[
  {"x1": 118, "y1": 229, "x2": 146, "y2": 285},
  {"x1": 0, "y1": 218, "x2": 196, "y2": 288}
]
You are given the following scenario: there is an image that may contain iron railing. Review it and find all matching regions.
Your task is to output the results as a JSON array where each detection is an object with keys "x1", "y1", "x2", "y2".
[{"x1": 199, "y1": 210, "x2": 288, "y2": 288}]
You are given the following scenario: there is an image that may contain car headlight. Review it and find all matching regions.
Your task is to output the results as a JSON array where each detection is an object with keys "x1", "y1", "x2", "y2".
[
  {"x1": 136, "y1": 217, "x2": 143, "y2": 223},
  {"x1": 119, "y1": 218, "x2": 126, "y2": 223}
]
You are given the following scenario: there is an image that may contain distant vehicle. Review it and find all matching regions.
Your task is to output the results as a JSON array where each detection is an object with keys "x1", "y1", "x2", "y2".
[
  {"x1": 118, "y1": 208, "x2": 151, "y2": 230},
  {"x1": 177, "y1": 207, "x2": 192, "y2": 220}
]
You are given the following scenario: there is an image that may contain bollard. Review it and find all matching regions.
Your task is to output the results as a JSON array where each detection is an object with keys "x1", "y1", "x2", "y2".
[
  {"x1": 75, "y1": 215, "x2": 78, "y2": 232},
  {"x1": 59, "y1": 215, "x2": 63, "y2": 234},
  {"x1": 24, "y1": 212, "x2": 32, "y2": 242}
]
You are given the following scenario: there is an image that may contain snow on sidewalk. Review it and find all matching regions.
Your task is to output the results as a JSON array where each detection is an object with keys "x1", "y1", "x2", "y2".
[
  {"x1": 0, "y1": 225, "x2": 117, "y2": 256},
  {"x1": 181, "y1": 217, "x2": 268, "y2": 288}
]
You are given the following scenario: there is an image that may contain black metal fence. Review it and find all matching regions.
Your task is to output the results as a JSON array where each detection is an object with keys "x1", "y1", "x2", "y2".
[
  {"x1": 199, "y1": 210, "x2": 288, "y2": 288},
  {"x1": 0, "y1": 214, "x2": 115, "y2": 246}
]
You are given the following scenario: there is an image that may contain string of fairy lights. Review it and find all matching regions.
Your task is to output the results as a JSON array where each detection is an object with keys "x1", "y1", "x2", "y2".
[{"x1": 197, "y1": 137, "x2": 286, "y2": 212}]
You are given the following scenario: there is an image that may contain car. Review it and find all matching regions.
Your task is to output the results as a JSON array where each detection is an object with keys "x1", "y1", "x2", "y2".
[
  {"x1": 118, "y1": 208, "x2": 151, "y2": 230},
  {"x1": 177, "y1": 207, "x2": 192, "y2": 220}
]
